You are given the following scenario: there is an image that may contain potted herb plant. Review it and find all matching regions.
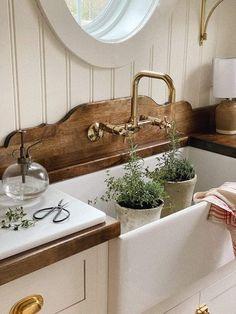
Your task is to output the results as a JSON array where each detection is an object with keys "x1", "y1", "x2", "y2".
[
  {"x1": 101, "y1": 144, "x2": 164, "y2": 233},
  {"x1": 148, "y1": 122, "x2": 197, "y2": 217}
]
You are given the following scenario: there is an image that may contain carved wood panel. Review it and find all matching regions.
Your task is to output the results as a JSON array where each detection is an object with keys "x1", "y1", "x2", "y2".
[{"x1": 0, "y1": 96, "x2": 215, "y2": 182}]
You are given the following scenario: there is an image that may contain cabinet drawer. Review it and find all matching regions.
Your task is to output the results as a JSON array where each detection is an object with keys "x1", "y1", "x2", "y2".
[
  {"x1": 0, "y1": 251, "x2": 86, "y2": 313},
  {"x1": 200, "y1": 269, "x2": 236, "y2": 314},
  {"x1": 164, "y1": 294, "x2": 199, "y2": 314}
]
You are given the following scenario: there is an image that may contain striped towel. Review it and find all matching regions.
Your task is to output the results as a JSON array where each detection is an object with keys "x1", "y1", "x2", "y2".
[{"x1": 193, "y1": 182, "x2": 236, "y2": 256}]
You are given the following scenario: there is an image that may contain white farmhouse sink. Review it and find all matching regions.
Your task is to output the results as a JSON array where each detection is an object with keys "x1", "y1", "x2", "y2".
[
  {"x1": 54, "y1": 147, "x2": 235, "y2": 314},
  {"x1": 0, "y1": 187, "x2": 106, "y2": 260},
  {"x1": 108, "y1": 202, "x2": 233, "y2": 314}
]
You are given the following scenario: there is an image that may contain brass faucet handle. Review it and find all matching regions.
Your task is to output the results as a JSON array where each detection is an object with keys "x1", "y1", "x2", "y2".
[
  {"x1": 9, "y1": 294, "x2": 44, "y2": 314},
  {"x1": 87, "y1": 121, "x2": 140, "y2": 141},
  {"x1": 161, "y1": 116, "x2": 172, "y2": 129},
  {"x1": 140, "y1": 115, "x2": 171, "y2": 129},
  {"x1": 104, "y1": 123, "x2": 130, "y2": 136},
  {"x1": 88, "y1": 122, "x2": 104, "y2": 142},
  {"x1": 196, "y1": 304, "x2": 210, "y2": 314}
]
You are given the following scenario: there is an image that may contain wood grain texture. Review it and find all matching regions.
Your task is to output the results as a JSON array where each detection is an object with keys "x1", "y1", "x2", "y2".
[
  {"x1": 0, "y1": 216, "x2": 120, "y2": 286},
  {"x1": 0, "y1": 97, "x2": 233, "y2": 287},
  {"x1": 0, "y1": 0, "x2": 235, "y2": 145},
  {"x1": 0, "y1": 97, "x2": 215, "y2": 183},
  {"x1": 189, "y1": 133, "x2": 236, "y2": 158}
]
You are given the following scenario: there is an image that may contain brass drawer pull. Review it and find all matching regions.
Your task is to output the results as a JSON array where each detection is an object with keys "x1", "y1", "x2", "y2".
[
  {"x1": 9, "y1": 295, "x2": 43, "y2": 314},
  {"x1": 196, "y1": 304, "x2": 210, "y2": 314}
]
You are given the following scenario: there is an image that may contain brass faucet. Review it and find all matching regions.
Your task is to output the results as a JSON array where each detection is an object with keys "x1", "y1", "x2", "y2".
[
  {"x1": 88, "y1": 71, "x2": 176, "y2": 142},
  {"x1": 130, "y1": 71, "x2": 176, "y2": 127}
]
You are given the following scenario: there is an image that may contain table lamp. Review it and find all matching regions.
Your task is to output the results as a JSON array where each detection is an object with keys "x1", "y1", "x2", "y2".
[{"x1": 213, "y1": 57, "x2": 236, "y2": 134}]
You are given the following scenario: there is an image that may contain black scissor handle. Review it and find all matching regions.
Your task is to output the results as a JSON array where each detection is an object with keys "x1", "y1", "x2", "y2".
[
  {"x1": 53, "y1": 208, "x2": 70, "y2": 223},
  {"x1": 33, "y1": 207, "x2": 55, "y2": 220}
]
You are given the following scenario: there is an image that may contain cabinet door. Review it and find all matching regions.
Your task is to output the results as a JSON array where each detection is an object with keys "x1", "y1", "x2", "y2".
[
  {"x1": 200, "y1": 270, "x2": 236, "y2": 314},
  {"x1": 0, "y1": 243, "x2": 108, "y2": 314},
  {"x1": 164, "y1": 294, "x2": 199, "y2": 314}
]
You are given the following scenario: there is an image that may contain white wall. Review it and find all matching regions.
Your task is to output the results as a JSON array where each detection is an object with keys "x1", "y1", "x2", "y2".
[{"x1": 0, "y1": 0, "x2": 235, "y2": 144}]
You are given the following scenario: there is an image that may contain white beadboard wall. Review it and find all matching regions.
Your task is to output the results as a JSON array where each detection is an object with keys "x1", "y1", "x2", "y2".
[{"x1": 0, "y1": 0, "x2": 236, "y2": 144}]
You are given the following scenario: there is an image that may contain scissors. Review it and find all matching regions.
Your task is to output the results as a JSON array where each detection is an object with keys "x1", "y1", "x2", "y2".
[{"x1": 33, "y1": 199, "x2": 70, "y2": 223}]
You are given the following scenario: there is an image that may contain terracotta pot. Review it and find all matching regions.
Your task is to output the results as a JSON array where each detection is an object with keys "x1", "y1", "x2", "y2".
[
  {"x1": 161, "y1": 174, "x2": 197, "y2": 217},
  {"x1": 115, "y1": 201, "x2": 163, "y2": 234}
]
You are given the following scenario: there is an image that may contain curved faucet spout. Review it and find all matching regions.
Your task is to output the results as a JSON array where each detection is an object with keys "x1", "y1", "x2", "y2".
[
  {"x1": 87, "y1": 70, "x2": 175, "y2": 141},
  {"x1": 130, "y1": 70, "x2": 176, "y2": 127}
]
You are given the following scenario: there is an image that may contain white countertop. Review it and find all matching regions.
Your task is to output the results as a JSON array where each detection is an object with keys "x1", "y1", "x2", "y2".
[{"x1": 0, "y1": 186, "x2": 106, "y2": 260}]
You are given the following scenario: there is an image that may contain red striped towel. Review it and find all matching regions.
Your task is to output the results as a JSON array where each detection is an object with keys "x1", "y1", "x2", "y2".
[{"x1": 193, "y1": 182, "x2": 236, "y2": 256}]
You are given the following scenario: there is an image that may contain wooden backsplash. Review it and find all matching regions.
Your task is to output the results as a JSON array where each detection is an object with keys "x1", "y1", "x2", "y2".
[{"x1": 0, "y1": 97, "x2": 215, "y2": 182}]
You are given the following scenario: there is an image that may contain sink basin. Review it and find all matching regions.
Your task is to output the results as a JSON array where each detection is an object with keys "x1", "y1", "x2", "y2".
[
  {"x1": 54, "y1": 147, "x2": 236, "y2": 313},
  {"x1": 0, "y1": 186, "x2": 106, "y2": 260},
  {"x1": 108, "y1": 201, "x2": 234, "y2": 313}
]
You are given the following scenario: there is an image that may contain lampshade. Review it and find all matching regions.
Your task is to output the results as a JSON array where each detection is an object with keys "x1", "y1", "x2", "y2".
[
  {"x1": 213, "y1": 57, "x2": 236, "y2": 99},
  {"x1": 213, "y1": 57, "x2": 236, "y2": 135}
]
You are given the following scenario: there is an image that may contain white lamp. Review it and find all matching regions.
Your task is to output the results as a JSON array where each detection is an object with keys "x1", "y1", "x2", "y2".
[{"x1": 213, "y1": 57, "x2": 236, "y2": 134}]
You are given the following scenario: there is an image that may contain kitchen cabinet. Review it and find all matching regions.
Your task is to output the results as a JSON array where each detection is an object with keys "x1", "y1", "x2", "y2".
[
  {"x1": 164, "y1": 294, "x2": 199, "y2": 314},
  {"x1": 145, "y1": 260, "x2": 236, "y2": 314},
  {"x1": 0, "y1": 243, "x2": 108, "y2": 314},
  {"x1": 200, "y1": 269, "x2": 236, "y2": 314}
]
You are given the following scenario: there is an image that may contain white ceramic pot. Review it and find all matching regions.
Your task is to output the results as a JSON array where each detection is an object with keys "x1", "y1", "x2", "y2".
[
  {"x1": 162, "y1": 174, "x2": 197, "y2": 217},
  {"x1": 115, "y1": 201, "x2": 163, "y2": 234}
]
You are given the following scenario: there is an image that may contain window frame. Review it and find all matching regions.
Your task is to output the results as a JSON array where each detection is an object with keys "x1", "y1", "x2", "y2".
[
  {"x1": 82, "y1": 0, "x2": 127, "y2": 35},
  {"x1": 86, "y1": 0, "x2": 157, "y2": 43},
  {"x1": 37, "y1": 0, "x2": 179, "y2": 68}
]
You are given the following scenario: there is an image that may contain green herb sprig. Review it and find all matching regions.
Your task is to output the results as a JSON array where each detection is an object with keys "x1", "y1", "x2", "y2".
[
  {"x1": 1, "y1": 207, "x2": 36, "y2": 231},
  {"x1": 100, "y1": 143, "x2": 164, "y2": 209},
  {"x1": 147, "y1": 122, "x2": 195, "y2": 183}
]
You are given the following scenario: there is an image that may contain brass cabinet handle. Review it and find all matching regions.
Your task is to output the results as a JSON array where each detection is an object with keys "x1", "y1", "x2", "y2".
[
  {"x1": 196, "y1": 304, "x2": 210, "y2": 314},
  {"x1": 9, "y1": 295, "x2": 43, "y2": 314}
]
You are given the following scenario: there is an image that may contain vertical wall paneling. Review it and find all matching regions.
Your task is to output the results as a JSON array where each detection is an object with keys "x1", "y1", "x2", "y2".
[
  {"x1": 0, "y1": 0, "x2": 235, "y2": 144},
  {"x1": 183, "y1": 0, "x2": 203, "y2": 108},
  {"x1": 148, "y1": 45, "x2": 154, "y2": 97},
  {"x1": 111, "y1": 68, "x2": 115, "y2": 100},
  {"x1": 216, "y1": 0, "x2": 236, "y2": 57},
  {"x1": 89, "y1": 66, "x2": 94, "y2": 102},
  {"x1": 132, "y1": 47, "x2": 151, "y2": 97},
  {"x1": 0, "y1": 0, "x2": 15, "y2": 144},
  {"x1": 213, "y1": 0, "x2": 236, "y2": 105},
  {"x1": 13, "y1": 0, "x2": 43, "y2": 127},
  {"x1": 198, "y1": 6, "x2": 218, "y2": 107},
  {"x1": 43, "y1": 22, "x2": 67, "y2": 123},
  {"x1": 66, "y1": 49, "x2": 71, "y2": 111},
  {"x1": 167, "y1": 13, "x2": 173, "y2": 76},
  {"x1": 8, "y1": 0, "x2": 20, "y2": 129},
  {"x1": 182, "y1": 0, "x2": 190, "y2": 102},
  {"x1": 114, "y1": 63, "x2": 132, "y2": 98},
  {"x1": 70, "y1": 54, "x2": 90, "y2": 108},
  {"x1": 152, "y1": 15, "x2": 171, "y2": 104},
  {"x1": 93, "y1": 68, "x2": 112, "y2": 101},
  {"x1": 38, "y1": 9, "x2": 47, "y2": 123},
  {"x1": 169, "y1": 0, "x2": 188, "y2": 102}
]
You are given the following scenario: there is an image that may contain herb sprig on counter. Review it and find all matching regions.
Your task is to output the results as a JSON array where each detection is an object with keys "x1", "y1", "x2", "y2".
[{"x1": 1, "y1": 207, "x2": 36, "y2": 231}]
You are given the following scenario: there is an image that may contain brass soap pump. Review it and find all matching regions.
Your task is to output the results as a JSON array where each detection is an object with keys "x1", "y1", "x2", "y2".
[{"x1": 2, "y1": 130, "x2": 49, "y2": 201}]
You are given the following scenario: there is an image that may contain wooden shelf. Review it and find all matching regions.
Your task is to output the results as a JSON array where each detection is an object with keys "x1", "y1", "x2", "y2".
[{"x1": 189, "y1": 133, "x2": 236, "y2": 158}]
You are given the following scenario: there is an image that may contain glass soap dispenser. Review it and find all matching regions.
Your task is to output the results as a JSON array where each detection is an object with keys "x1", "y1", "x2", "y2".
[{"x1": 2, "y1": 130, "x2": 49, "y2": 201}]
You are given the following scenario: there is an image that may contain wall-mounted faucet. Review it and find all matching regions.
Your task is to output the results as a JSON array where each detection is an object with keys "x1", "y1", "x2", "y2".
[
  {"x1": 130, "y1": 71, "x2": 176, "y2": 127},
  {"x1": 88, "y1": 70, "x2": 176, "y2": 142}
]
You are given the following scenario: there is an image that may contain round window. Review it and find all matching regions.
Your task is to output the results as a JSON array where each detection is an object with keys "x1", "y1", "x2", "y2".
[
  {"x1": 37, "y1": 0, "x2": 179, "y2": 68},
  {"x1": 64, "y1": 0, "x2": 158, "y2": 43},
  {"x1": 65, "y1": 0, "x2": 112, "y2": 27}
]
